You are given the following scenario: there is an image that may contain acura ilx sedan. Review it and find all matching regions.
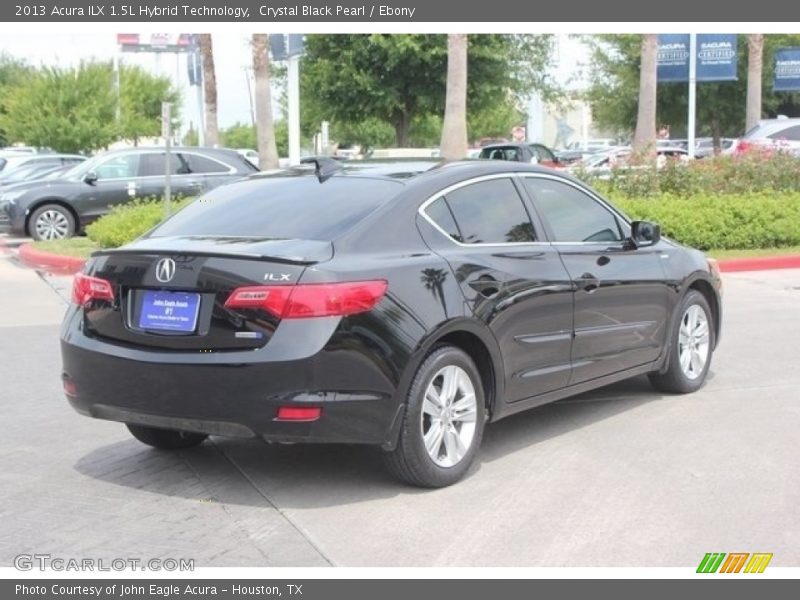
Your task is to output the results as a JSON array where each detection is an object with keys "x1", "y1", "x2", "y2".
[{"x1": 61, "y1": 159, "x2": 722, "y2": 487}]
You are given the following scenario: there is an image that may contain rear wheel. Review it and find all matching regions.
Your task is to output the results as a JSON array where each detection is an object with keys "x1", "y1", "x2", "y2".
[
  {"x1": 29, "y1": 204, "x2": 76, "y2": 241},
  {"x1": 649, "y1": 290, "x2": 715, "y2": 393},
  {"x1": 126, "y1": 423, "x2": 208, "y2": 450},
  {"x1": 383, "y1": 346, "x2": 486, "y2": 488}
]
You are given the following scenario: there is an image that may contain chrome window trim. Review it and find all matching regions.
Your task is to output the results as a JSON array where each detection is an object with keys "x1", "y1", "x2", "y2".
[{"x1": 417, "y1": 173, "x2": 549, "y2": 248}]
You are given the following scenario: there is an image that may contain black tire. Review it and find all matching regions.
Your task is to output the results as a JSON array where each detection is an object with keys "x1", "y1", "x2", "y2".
[
  {"x1": 649, "y1": 290, "x2": 715, "y2": 394},
  {"x1": 383, "y1": 345, "x2": 486, "y2": 488},
  {"x1": 126, "y1": 423, "x2": 208, "y2": 450},
  {"x1": 29, "y1": 203, "x2": 76, "y2": 241}
]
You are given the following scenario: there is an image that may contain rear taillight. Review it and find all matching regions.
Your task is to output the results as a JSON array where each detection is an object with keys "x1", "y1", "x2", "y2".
[
  {"x1": 71, "y1": 273, "x2": 115, "y2": 305},
  {"x1": 224, "y1": 280, "x2": 388, "y2": 319}
]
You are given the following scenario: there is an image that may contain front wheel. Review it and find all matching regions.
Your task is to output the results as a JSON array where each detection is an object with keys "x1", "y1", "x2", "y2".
[
  {"x1": 29, "y1": 204, "x2": 76, "y2": 241},
  {"x1": 649, "y1": 290, "x2": 715, "y2": 394},
  {"x1": 126, "y1": 423, "x2": 208, "y2": 450},
  {"x1": 383, "y1": 346, "x2": 486, "y2": 488}
]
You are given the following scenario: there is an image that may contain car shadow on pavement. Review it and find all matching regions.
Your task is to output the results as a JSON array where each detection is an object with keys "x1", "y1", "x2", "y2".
[{"x1": 73, "y1": 374, "x2": 679, "y2": 508}]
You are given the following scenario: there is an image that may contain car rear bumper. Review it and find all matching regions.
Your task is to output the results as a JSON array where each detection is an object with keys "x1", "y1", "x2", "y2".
[{"x1": 61, "y1": 320, "x2": 405, "y2": 448}]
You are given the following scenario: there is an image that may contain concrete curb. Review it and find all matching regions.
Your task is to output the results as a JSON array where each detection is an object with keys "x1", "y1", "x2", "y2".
[
  {"x1": 718, "y1": 255, "x2": 800, "y2": 273},
  {"x1": 17, "y1": 243, "x2": 86, "y2": 275}
]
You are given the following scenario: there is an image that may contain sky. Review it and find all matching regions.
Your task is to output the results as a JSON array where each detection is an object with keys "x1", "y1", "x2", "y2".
[{"x1": 0, "y1": 32, "x2": 589, "y2": 138}]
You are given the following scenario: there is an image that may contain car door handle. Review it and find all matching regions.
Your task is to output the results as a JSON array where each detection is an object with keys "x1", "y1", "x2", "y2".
[{"x1": 575, "y1": 273, "x2": 600, "y2": 292}]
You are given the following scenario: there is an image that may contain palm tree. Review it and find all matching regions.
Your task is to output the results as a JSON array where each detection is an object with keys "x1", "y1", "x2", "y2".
[
  {"x1": 746, "y1": 34, "x2": 764, "y2": 133},
  {"x1": 251, "y1": 34, "x2": 280, "y2": 170},
  {"x1": 440, "y1": 34, "x2": 468, "y2": 162},
  {"x1": 197, "y1": 34, "x2": 219, "y2": 147},
  {"x1": 421, "y1": 268, "x2": 449, "y2": 318},
  {"x1": 632, "y1": 34, "x2": 658, "y2": 158}
]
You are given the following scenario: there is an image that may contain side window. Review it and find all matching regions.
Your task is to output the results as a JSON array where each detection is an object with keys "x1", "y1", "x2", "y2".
[
  {"x1": 94, "y1": 154, "x2": 140, "y2": 180},
  {"x1": 424, "y1": 197, "x2": 462, "y2": 242},
  {"x1": 138, "y1": 153, "x2": 186, "y2": 177},
  {"x1": 530, "y1": 145, "x2": 555, "y2": 162},
  {"x1": 769, "y1": 125, "x2": 800, "y2": 141},
  {"x1": 180, "y1": 153, "x2": 230, "y2": 174},
  {"x1": 524, "y1": 178, "x2": 623, "y2": 243},
  {"x1": 426, "y1": 178, "x2": 536, "y2": 244}
]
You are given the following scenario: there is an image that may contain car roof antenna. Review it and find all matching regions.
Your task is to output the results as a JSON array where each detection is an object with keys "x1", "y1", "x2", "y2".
[{"x1": 300, "y1": 156, "x2": 343, "y2": 183}]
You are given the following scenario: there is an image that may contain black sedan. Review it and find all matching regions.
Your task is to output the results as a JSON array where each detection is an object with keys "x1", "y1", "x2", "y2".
[
  {"x1": 0, "y1": 147, "x2": 257, "y2": 240},
  {"x1": 60, "y1": 160, "x2": 722, "y2": 487}
]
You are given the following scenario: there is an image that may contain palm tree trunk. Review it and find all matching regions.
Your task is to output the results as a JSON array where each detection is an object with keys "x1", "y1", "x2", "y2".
[
  {"x1": 252, "y1": 34, "x2": 280, "y2": 170},
  {"x1": 440, "y1": 34, "x2": 468, "y2": 162},
  {"x1": 197, "y1": 34, "x2": 219, "y2": 147},
  {"x1": 633, "y1": 34, "x2": 658, "y2": 157},
  {"x1": 746, "y1": 34, "x2": 764, "y2": 132}
]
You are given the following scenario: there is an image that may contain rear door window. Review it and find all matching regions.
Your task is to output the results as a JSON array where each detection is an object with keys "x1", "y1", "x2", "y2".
[
  {"x1": 424, "y1": 178, "x2": 537, "y2": 244},
  {"x1": 178, "y1": 153, "x2": 231, "y2": 174}
]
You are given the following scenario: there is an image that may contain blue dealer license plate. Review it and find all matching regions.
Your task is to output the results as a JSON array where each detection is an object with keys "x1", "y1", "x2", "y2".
[{"x1": 138, "y1": 291, "x2": 200, "y2": 333}]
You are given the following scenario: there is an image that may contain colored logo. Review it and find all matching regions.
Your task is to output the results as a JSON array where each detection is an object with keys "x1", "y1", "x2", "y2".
[{"x1": 697, "y1": 552, "x2": 773, "y2": 573}]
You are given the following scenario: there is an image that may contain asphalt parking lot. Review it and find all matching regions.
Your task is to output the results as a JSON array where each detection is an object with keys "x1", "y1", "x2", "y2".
[{"x1": 1, "y1": 243, "x2": 798, "y2": 568}]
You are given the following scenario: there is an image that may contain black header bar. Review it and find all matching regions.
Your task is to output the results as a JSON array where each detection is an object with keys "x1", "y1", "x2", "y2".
[{"x1": 1, "y1": 0, "x2": 799, "y2": 22}]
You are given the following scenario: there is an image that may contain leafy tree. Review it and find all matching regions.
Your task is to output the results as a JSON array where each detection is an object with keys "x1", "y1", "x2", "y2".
[
  {"x1": 0, "y1": 62, "x2": 117, "y2": 152},
  {"x1": 300, "y1": 34, "x2": 557, "y2": 147},
  {"x1": 585, "y1": 34, "x2": 800, "y2": 143},
  {"x1": 0, "y1": 60, "x2": 180, "y2": 153},
  {"x1": 220, "y1": 122, "x2": 257, "y2": 149},
  {"x1": 0, "y1": 53, "x2": 32, "y2": 146},
  {"x1": 119, "y1": 65, "x2": 180, "y2": 145}
]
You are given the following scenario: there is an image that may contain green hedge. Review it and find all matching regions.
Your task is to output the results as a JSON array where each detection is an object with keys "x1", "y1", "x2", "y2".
[
  {"x1": 86, "y1": 198, "x2": 192, "y2": 248},
  {"x1": 582, "y1": 151, "x2": 800, "y2": 198},
  {"x1": 609, "y1": 191, "x2": 800, "y2": 250}
]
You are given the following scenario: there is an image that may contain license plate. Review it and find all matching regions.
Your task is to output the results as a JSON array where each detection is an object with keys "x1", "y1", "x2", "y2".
[{"x1": 138, "y1": 291, "x2": 200, "y2": 333}]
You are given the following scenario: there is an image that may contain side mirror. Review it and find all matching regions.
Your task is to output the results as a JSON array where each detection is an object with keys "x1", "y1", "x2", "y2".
[
  {"x1": 83, "y1": 171, "x2": 98, "y2": 185},
  {"x1": 529, "y1": 156, "x2": 539, "y2": 165},
  {"x1": 630, "y1": 220, "x2": 661, "y2": 247}
]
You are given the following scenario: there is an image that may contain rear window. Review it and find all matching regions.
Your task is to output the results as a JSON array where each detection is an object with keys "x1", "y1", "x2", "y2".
[{"x1": 150, "y1": 176, "x2": 402, "y2": 241}]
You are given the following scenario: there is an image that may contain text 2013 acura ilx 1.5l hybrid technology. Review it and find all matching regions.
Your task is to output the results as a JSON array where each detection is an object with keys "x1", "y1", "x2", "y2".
[{"x1": 60, "y1": 159, "x2": 722, "y2": 487}]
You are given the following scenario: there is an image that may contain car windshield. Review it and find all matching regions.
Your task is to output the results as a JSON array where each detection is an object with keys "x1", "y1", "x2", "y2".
[{"x1": 150, "y1": 175, "x2": 403, "y2": 241}]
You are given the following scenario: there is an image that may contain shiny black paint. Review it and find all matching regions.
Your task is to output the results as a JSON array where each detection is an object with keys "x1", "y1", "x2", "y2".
[{"x1": 61, "y1": 161, "x2": 721, "y2": 448}]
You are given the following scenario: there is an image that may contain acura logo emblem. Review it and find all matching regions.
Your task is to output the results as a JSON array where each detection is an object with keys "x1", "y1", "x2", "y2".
[{"x1": 155, "y1": 258, "x2": 176, "y2": 283}]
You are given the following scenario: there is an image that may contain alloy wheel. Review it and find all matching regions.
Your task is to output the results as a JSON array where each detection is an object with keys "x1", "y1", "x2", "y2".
[
  {"x1": 35, "y1": 210, "x2": 70, "y2": 240},
  {"x1": 678, "y1": 304, "x2": 710, "y2": 380},
  {"x1": 420, "y1": 365, "x2": 478, "y2": 468}
]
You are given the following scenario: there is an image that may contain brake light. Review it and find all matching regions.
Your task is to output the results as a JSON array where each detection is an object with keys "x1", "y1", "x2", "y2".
[
  {"x1": 71, "y1": 273, "x2": 115, "y2": 305},
  {"x1": 224, "y1": 280, "x2": 388, "y2": 319}
]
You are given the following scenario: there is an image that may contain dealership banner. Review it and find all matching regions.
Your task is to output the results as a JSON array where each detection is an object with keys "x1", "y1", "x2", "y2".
[
  {"x1": 658, "y1": 34, "x2": 738, "y2": 83},
  {"x1": 774, "y1": 48, "x2": 800, "y2": 92}
]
